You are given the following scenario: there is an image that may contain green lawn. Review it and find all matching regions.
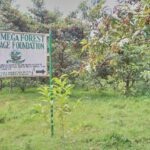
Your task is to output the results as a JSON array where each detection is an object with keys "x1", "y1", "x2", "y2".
[{"x1": 0, "y1": 88, "x2": 150, "y2": 150}]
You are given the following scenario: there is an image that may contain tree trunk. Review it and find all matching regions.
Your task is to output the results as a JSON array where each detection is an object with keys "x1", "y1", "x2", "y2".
[{"x1": 125, "y1": 74, "x2": 130, "y2": 95}]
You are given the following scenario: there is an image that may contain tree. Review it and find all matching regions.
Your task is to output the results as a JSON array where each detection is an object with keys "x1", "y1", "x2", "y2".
[
  {"x1": 0, "y1": 0, "x2": 35, "y2": 31},
  {"x1": 81, "y1": 0, "x2": 150, "y2": 94},
  {"x1": 51, "y1": 21, "x2": 85, "y2": 77},
  {"x1": 78, "y1": 0, "x2": 89, "y2": 20},
  {"x1": 68, "y1": 10, "x2": 78, "y2": 19},
  {"x1": 29, "y1": 0, "x2": 62, "y2": 24}
]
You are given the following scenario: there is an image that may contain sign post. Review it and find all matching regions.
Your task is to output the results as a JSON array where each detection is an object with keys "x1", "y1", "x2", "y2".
[
  {"x1": 0, "y1": 30, "x2": 54, "y2": 135},
  {"x1": 49, "y1": 31, "x2": 54, "y2": 137}
]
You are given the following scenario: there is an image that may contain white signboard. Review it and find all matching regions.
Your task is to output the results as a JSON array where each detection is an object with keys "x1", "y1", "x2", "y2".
[{"x1": 0, "y1": 31, "x2": 48, "y2": 77}]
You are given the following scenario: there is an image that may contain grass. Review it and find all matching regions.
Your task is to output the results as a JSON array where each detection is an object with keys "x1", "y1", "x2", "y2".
[{"x1": 0, "y1": 88, "x2": 150, "y2": 150}]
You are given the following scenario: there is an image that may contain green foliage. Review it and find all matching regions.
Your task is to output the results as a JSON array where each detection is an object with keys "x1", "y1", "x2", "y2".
[
  {"x1": 1, "y1": 78, "x2": 40, "y2": 92},
  {"x1": 81, "y1": 0, "x2": 150, "y2": 95},
  {"x1": 102, "y1": 133, "x2": 132, "y2": 149},
  {"x1": 89, "y1": 0, "x2": 104, "y2": 20},
  {"x1": 134, "y1": 70, "x2": 150, "y2": 96},
  {"x1": 78, "y1": 0, "x2": 89, "y2": 20},
  {"x1": 29, "y1": 0, "x2": 62, "y2": 24},
  {"x1": 37, "y1": 75, "x2": 74, "y2": 137},
  {"x1": 0, "y1": 0, "x2": 35, "y2": 31},
  {"x1": 0, "y1": 0, "x2": 149, "y2": 97}
]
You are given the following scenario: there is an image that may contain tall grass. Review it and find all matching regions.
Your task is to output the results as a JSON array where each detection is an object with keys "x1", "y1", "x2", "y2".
[{"x1": 0, "y1": 88, "x2": 150, "y2": 150}]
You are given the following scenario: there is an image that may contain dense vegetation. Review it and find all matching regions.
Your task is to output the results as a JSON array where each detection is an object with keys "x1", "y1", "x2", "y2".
[
  {"x1": 0, "y1": 0, "x2": 150, "y2": 149},
  {"x1": 0, "y1": 0, "x2": 149, "y2": 95}
]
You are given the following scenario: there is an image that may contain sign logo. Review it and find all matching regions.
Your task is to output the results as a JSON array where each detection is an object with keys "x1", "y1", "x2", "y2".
[{"x1": 7, "y1": 50, "x2": 25, "y2": 64}]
